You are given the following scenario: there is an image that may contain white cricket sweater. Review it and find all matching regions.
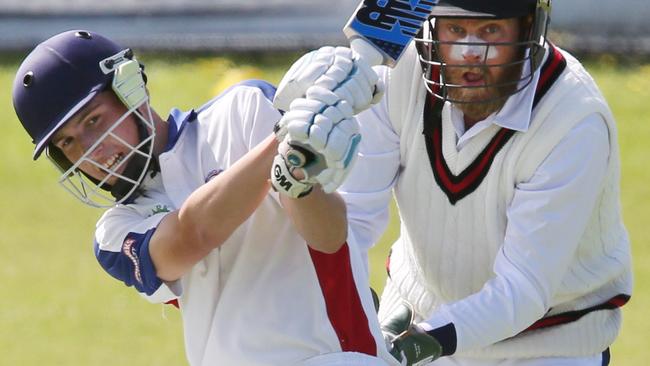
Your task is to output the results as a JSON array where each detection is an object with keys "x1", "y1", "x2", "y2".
[{"x1": 347, "y1": 43, "x2": 632, "y2": 358}]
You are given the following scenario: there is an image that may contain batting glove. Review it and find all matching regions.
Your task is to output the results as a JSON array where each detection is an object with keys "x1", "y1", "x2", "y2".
[
  {"x1": 381, "y1": 302, "x2": 442, "y2": 366},
  {"x1": 273, "y1": 89, "x2": 361, "y2": 194},
  {"x1": 273, "y1": 46, "x2": 384, "y2": 114},
  {"x1": 270, "y1": 140, "x2": 315, "y2": 199}
]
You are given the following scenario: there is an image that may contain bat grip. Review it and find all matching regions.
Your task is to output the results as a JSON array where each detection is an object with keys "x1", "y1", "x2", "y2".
[
  {"x1": 350, "y1": 38, "x2": 384, "y2": 67},
  {"x1": 286, "y1": 143, "x2": 316, "y2": 168}
]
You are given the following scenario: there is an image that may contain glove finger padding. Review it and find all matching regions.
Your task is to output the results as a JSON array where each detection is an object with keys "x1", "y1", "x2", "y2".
[
  {"x1": 333, "y1": 79, "x2": 367, "y2": 113},
  {"x1": 289, "y1": 97, "x2": 326, "y2": 112},
  {"x1": 330, "y1": 55, "x2": 383, "y2": 114},
  {"x1": 280, "y1": 93, "x2": 358, "y2": 163},
  {"x1": 323, "y1": 120, "x2": 359, "y2": 167},
  {"x1": 314, "y1": 59, "x2": 353, "y2": 89},
  {"x1": 308, "y1": 114, "x2": 332, "y2": 151},
  {"x1": 274, "y1": 47, "x2": 335, "y2": 111},
  {"x1": 274, "y1": 109, "x2": 314, "y2": 142},
  {"x1": 319, "y1": 130, "x2": 361, "y2": 193},
  {"x1": 352, "y1": 55, "x2": 385, "y2": 105},
  {"x1": 353, "y1": 53, "x2": 380, "y2": 87},
  {"x1": 274, "y1": 46, "x2": 354, "y2": 112},
  {"x1": 321, "y1": 104, "x2": 349, "y2": 125},
  {"x1": 281, "y1": 125, "x2": 360, "y2": 194},
  {"x1": 274, "y1": 83, "x2": 362, "y2": 194},
  {"x1": 276, "y1": 96, "x2": 331, "y2": 143},
  {"x1": 306, "y1": 85, "x2": 340, "y2": 106}
]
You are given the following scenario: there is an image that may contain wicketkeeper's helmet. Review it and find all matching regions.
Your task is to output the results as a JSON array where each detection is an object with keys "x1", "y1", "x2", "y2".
[
  {"x1": 415, "y1": 0, "x2": 552, "y2": 104},
  {"x1": 12, "y1": 30, "x2": 156, "y2": 207}
]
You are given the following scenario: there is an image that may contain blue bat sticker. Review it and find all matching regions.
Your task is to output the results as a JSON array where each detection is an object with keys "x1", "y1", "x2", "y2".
[{"x1": 347, "y1": 0, "x2": 438, "y2": 62}]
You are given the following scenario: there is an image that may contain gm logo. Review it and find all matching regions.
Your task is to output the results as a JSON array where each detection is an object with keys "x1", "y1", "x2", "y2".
[{"x1": 273, "y1": 164, "x2": 293, "y2": 190}]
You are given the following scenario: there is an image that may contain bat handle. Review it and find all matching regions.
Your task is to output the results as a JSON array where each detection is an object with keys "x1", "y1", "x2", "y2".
[
  {"x1": 350, "y1": 38, "x2": 384, "y2": 67},
  {"x1": 286, "y1": 143, "x2": 315, "y2": 168}
]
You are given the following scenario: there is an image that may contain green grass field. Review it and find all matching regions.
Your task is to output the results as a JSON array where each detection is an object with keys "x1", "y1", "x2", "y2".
[{"x1": 0, "y1": 51, "x2": 648, "y2": 365}]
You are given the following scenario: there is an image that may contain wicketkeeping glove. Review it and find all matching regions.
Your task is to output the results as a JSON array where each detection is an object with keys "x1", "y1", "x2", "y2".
[
  {"x1": 273, "y1": 46, "x2": 384, "y2": 114},
  {"x1": 381, "y1": 302, "x2": 442, "y2": 366}
]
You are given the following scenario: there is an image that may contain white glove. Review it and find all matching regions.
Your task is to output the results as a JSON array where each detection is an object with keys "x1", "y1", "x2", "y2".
[
  {"x1": 270, "y1": 141, "x2": 315, "y2": 199},
  {"x1": 274, "y1": 46, "x2": 384, "y2": 114},
  {"x1": 272, "y1": 87, "x2": 362, "y2": 194},
  {"x1": 274, "y1": 85, "x2": 353, "y2": 143}
]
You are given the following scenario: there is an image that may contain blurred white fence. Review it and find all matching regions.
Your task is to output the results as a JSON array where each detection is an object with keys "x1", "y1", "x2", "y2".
[{"x1": 0, "y1": 0, "x2": 649, "y2": 54}]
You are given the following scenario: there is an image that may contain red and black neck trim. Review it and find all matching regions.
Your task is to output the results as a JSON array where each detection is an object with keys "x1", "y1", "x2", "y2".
[{"x1": 423, "y1": 43, "x2": 567, "y2": 205}]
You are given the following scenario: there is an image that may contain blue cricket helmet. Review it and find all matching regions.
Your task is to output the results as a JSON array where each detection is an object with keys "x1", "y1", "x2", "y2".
[
  {"x1": 12, "y1": 30, "x2": 124, "y2": 160},
  {"x1": 12, "y1": 30, "x2": 156, "y2": 208}
]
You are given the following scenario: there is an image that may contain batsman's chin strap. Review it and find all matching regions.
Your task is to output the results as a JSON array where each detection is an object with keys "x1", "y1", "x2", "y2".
[{"x1": 110, "y1": 151, "x2": 159, "y2": 202}]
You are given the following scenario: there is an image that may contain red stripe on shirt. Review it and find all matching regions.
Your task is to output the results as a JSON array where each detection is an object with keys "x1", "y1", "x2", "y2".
[
  {"x1": 537, "y1": 46, "x2": 563, "y2": 93},
  {"x1": 308, "y1": 243, "x2": 377, "y2": 356},
  {"x1": 524, "y1": 294, "x2": 630, "y2": 332}
]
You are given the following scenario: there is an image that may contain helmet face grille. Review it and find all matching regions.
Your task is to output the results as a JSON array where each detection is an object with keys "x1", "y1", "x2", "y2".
[
  {"x1": 50, "y1": 99, "x2": 156, "y2": 208},
  {"x1": 415, "y1": 0, "x2": 550, "y2": 106}
]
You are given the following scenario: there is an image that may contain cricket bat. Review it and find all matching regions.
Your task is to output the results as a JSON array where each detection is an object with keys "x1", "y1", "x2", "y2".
[{"x1": 343, "y1": 0, "x2": 439, "y2": 67}]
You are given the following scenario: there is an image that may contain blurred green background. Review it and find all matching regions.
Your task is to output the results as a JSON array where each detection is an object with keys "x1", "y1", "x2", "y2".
[{"x1": 1, "y1": 52, "x2": 648, "y2": 365}]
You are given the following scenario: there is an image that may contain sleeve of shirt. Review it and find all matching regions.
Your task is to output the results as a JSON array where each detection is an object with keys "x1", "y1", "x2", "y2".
[
  {"x1": 418, "y1": 113, "x2": 611, "y2": 354},
  {"x1": 199, "y1": 81, "x2": 281, "y2": 170},
  {"x1": 236, "y1": 81, "x2": 282, "y2": 151},
  {"x1": 339, "y1": 66, "x2": 401, "y2": 261},
  {"x1": 94, "y1": 208, "x2": 181, "y2": 304}
]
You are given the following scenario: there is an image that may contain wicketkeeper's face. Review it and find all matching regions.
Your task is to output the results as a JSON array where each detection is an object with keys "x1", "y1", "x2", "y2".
[
  {"x1": 51, "y1": 90, "x2": 141, "y2": 185},
  {"x1": 435, "y1": 17, "x2": 523, "y2": 102}
]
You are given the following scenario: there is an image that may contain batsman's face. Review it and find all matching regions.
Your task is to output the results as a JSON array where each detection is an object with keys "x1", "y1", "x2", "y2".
[
  {"x1": 51, "y1": 90, "x2": 140, "y2": 184},
  {"x1": 435, "y1": 17, "x2": 524, "y2": 119}
]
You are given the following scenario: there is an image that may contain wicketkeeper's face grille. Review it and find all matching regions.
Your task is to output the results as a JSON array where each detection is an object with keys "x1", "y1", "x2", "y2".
[{"x1": 415, "y1": 14, "x2": 548, "y2": 107}]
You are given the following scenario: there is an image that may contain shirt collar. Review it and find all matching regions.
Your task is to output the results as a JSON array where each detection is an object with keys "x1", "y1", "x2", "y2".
[
  {"x1": 163, "y1": 108, "x2": 197, "y2": 152},
  {"x1": 490, "y1": 59, "x2": 541, "y2": 132}
]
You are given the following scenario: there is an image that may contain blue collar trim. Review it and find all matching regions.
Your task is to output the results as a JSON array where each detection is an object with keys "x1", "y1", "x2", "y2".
[{"x1": 163, "y1": 108, "x2": 196, "y2": 153}]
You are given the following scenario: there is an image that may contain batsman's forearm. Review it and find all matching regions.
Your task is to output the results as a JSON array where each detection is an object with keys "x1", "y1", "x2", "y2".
[
  {"x1": 182, "y1": 134, "x2": 277, "y2": 244},
  {"x1": 154, "y1": 135, "x2": 275, "y2": 279},
  {"x1": 280, "y1": 188, "x2": 348, "y2": 253}
]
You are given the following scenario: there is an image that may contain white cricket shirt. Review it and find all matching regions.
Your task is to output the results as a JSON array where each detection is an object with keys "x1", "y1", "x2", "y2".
[{"x1": 93, "y1": 80, "x2": 397, "y2": 366}]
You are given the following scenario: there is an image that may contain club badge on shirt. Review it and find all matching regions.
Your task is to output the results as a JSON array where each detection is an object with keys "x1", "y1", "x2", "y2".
[{"x1": 205, "y1": 169, "x2": 224, "y2": 183}]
